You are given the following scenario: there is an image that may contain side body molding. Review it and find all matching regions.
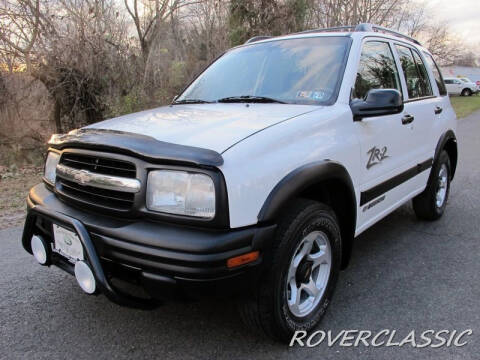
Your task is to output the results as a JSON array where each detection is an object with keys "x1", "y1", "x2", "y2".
[{"x1": 258, "y1": 161, "x2": 357, "y2": 268}]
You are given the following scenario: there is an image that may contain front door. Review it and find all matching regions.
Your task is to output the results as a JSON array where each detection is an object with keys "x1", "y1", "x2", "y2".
[{"x1": 352, "y1": 39, "x2": 419, "y2": 234}]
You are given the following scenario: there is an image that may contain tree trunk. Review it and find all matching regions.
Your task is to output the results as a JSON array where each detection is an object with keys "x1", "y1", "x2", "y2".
[{"x1": 53, "y1": 100, "x2": 62, "y2": 133}]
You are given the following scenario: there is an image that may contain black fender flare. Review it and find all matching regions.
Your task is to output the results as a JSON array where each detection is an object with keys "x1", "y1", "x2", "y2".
[
  {"x1": 257, "y1": 161, "x2": 357, "y2": 268},
  {"x1": 433, "y1": 130, "x2": 457, "y2": 180}
]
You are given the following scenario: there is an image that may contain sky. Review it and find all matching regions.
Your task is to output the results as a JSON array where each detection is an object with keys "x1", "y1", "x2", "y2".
[{"x1": 426, "y1": 0, "x2": 480, "y2": 47}]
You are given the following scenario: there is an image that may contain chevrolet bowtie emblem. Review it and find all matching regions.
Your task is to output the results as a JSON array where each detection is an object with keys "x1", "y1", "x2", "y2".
[{"x1": 73, "y1": 169, "x2": 91, "y2": 185}]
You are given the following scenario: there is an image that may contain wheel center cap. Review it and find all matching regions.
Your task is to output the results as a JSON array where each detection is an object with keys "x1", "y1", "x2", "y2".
[{"x1": 296, "y1": 260, "x2": 313, "y2": 284}]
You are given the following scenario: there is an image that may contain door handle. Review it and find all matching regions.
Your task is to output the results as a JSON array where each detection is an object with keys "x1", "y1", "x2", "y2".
[
  {"x1": 434, "y1": 106, "x2": 443, "y2": 115},
  {"x1": 402, "y1": 114, "x2": 415, "y2": 125}
]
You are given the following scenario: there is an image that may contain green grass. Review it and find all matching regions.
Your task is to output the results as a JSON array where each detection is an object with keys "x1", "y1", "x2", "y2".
[{"x1": 449, "y1": 95, "x2": 480, "y2": 119}]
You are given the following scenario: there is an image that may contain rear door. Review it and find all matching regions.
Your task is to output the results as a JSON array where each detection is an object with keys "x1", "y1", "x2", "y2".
[
  {"x1": 392, "y1": 44, "x2": 438, "y2": 162},
  {"x1": 423, "y1": 51, "x2": 452, "y2": 141}
]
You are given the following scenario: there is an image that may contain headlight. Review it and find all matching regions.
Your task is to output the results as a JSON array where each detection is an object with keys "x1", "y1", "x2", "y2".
[
  {"x1": 146, "y1": 170, "x2": 215, "y2": 218},
  {"x1": 44, "y1": 152, "x2": 60, "y2": 185}
]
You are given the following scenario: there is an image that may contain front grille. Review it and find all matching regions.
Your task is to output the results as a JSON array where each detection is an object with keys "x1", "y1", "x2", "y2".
[
  {"x1": 56, "y1": 152, "x2": 137, "y2": 211},
  {"x1": 57, "y1": 178, "x2": 135, "y2": 210},
  {"x1": 60, "y1": 153, "x2": 136, "y2": 178}
]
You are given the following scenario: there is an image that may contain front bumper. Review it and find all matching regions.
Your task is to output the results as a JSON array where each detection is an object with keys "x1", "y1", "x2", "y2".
[{"x1": 23, "y1": 184, "x2": 276, "y2": 308}]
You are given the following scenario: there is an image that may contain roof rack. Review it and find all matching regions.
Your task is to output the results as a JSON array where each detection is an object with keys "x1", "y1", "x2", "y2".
[
  {"x1": 299, "y1": 25, "x2": 357, "y2": 34},
  {"x1": 245, "y1": 23, "x2": 421, "y2": 46},
  {"x1": 300, "y1": 23, "x2": 421, "y2": 45}
]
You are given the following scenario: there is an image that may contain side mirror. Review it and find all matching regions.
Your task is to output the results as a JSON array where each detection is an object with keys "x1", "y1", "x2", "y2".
[{"x1": 350, "y1": 89, "x2": 403, "y2": 121}]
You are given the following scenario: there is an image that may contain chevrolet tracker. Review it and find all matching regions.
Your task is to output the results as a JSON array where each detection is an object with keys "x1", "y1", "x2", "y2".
[{"x1": 22, "y1": 23, "x2": 458, "y2": 342}]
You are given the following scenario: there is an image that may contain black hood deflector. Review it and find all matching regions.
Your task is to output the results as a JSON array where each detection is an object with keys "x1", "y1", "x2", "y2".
[{"x1": 49, "y1": 129, "x2": 224, "y2": 167}]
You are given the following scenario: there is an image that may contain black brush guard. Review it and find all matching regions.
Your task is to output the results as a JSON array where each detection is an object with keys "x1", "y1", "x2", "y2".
[{"x1": 22, "y1": 205, "x2": 159, "y2": 310}]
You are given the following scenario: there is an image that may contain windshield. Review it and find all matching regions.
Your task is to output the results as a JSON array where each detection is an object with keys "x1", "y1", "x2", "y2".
[
  {"x1": 177, "y1": 36, "x2": 351, "y2": 105},
  {"x1": 460, "y1": 78, "x2": 471, "y2": 83}
]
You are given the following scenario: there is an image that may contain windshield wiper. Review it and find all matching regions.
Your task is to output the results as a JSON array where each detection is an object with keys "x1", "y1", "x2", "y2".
[
  {"x1": 172, "y1": 99, "x2": 213, "y2": 105},
  {"x1": 217, "y1": 95, "x2": 286, "y2": 104}
]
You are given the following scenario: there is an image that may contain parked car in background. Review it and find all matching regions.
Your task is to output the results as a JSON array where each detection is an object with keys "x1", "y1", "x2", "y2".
[
  {"x1": 459, "y1": 77, "x2": 479, "y2": 94},
  {"x1": 444, "y1": 77, "x2": 477, "y2": 96},
  {"x1": 476, "y1": 80, "x2": 480, "y2": 92}
]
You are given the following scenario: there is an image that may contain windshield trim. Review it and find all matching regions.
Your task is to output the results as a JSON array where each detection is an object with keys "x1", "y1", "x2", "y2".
[{"x1": 175, "y1": 36, "x2": 353, "y2": 107}]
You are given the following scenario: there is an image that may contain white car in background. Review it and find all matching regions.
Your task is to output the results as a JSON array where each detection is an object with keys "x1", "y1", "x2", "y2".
[
  {"x1": 459, "y1": 78, "x2": 479, "y2": 93},
  {"x1": 444, "y1": 77, "x2": 477, "y2": 96}
]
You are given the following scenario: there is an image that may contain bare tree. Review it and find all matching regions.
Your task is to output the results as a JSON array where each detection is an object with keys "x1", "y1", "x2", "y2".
[
  {"x1": 393, "y1": 1, "x2": 428, "y2": 37},
  {"x1": 184, "y1": 0, "x2": 229, "y2": 62},
  {"x1": 0, "y1": 0, "x2": 40, "y2": 71},
  {"x1": 124, "y1": 0, "x2": 200, "y2": 61},
  {"x1": 228, "y1": 0, "x2": 310, "y2": 45},
  {"x1": 420, "y1": 22, "x2": 463, "y2": 65},
  {"x1": 308, "y1": 0, "x2": 408, "y2": 28},
  {"x1": 0, "y1": 0, "x2": 472, "y2": 163}
]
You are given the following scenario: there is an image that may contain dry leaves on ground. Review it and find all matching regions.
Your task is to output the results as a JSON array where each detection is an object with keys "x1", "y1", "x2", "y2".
[{"x1": 0, "y1": 166, "x2": 43, "y2": 229}]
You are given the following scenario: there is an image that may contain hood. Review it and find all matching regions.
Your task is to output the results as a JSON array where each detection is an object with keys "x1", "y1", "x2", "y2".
[{"x1": 87, "y1": 103, "x2": 319, "y2": 153}]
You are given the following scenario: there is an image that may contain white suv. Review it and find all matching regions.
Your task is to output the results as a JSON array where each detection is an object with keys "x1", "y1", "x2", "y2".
[
  {"x1": 22, "y1": 23, "x2": 457, "y2": 342},
  {"x1": 444, "y1": 77, "x2": 477, "y2": 96}
]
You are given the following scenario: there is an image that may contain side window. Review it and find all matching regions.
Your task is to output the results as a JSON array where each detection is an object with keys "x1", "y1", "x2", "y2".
[
  {"x1": 411, "y1": 50, "x2": 433, "y2": 96},
  {"x1": 423, "y1": 53, "x2": 447, "y2": 96},
  {"x1": 395, "y1": 44, "x2": 431, "y2": 99},
  {"x1": 444, "y1": 79, "x2": 453, "y2": 84},
  {"x1": 353, "y1": 41, "x2": 402, "y2": 100},
  {"x1": 395, "y1": 45, "x2": 419, "y2": 98}
]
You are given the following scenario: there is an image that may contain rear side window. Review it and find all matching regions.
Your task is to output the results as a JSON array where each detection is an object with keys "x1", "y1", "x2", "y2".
[
  {"x1": 395, "y1": 44, "x2": 432, "y2": 99},
  {"x1": 353, "y1": 41, "x2": 402, "y2": 99},
  {"x1": 445, "y1": 79, "x2": 454, "y2": 84},
  {"x1": 411, "y1": 50, "x2": 432, "y2": 96},
  {"x1": 424, "y1": 53, "x2": 447, "y2": 96}
]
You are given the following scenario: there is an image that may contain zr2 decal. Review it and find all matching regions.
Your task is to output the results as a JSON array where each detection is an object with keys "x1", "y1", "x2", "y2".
[{"x1": 367, "y1": 146, "x2": 388, "y2": 169}]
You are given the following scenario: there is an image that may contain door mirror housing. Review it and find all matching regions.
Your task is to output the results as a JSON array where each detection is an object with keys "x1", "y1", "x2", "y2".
[{"x1": 351, "y1": 89, "x2": 403, "y2": 121}]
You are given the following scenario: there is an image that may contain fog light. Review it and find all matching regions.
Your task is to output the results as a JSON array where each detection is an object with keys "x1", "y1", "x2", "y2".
[
  {"x1": 74, "y1": 261, "x2": 96, "y2": 294},
  {"x1": 31, "y1": 235, "x2": 49, "y2": 265}
]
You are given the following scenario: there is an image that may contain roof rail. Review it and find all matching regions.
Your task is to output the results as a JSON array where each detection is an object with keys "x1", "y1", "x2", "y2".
[
  {"x1": 299, "y1": 23, "x2": 421, "y2": 45},
  {"x1": 361, "y1": 23, "x2": 422, "y2": 45},
  {"x1": 245, "y1": 36, "x2": 272, "y2": 44},
  {"x1": 300, "y1": 25, "x2": 357, "y2": 34}
]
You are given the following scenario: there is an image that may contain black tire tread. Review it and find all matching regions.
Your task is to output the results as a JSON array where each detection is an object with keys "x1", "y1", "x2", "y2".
[
  {"x1": 413, "y1": 150, "x2": 450, "y2": 221},
  {"x1": 238, "y1": 199, "x2": 339, "y2": 341}
]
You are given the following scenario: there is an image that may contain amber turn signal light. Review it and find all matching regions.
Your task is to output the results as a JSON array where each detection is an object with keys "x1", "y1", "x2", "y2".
[{"x1": 227, "y1": 251, "x2": 260, "y2": 268}]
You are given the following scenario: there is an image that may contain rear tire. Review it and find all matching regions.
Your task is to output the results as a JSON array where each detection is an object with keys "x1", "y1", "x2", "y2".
[
  {"x1": 238, "y1": 199, "x2": 342, "y2": 342},
  {"x1": 413, "y1": 150, "x2": 451, "y2": 221}
]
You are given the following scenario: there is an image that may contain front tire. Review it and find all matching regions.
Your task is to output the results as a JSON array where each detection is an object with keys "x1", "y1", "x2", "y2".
[
  {"x1": 413, "y1": 150, "x2": 451, "y2": 220},
  {"x1": 238, "y1": 199, "x2": 342, "y2": 342},
  {"x1": 461, "y1": 88, "x2": 472, "y2": 96}
]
